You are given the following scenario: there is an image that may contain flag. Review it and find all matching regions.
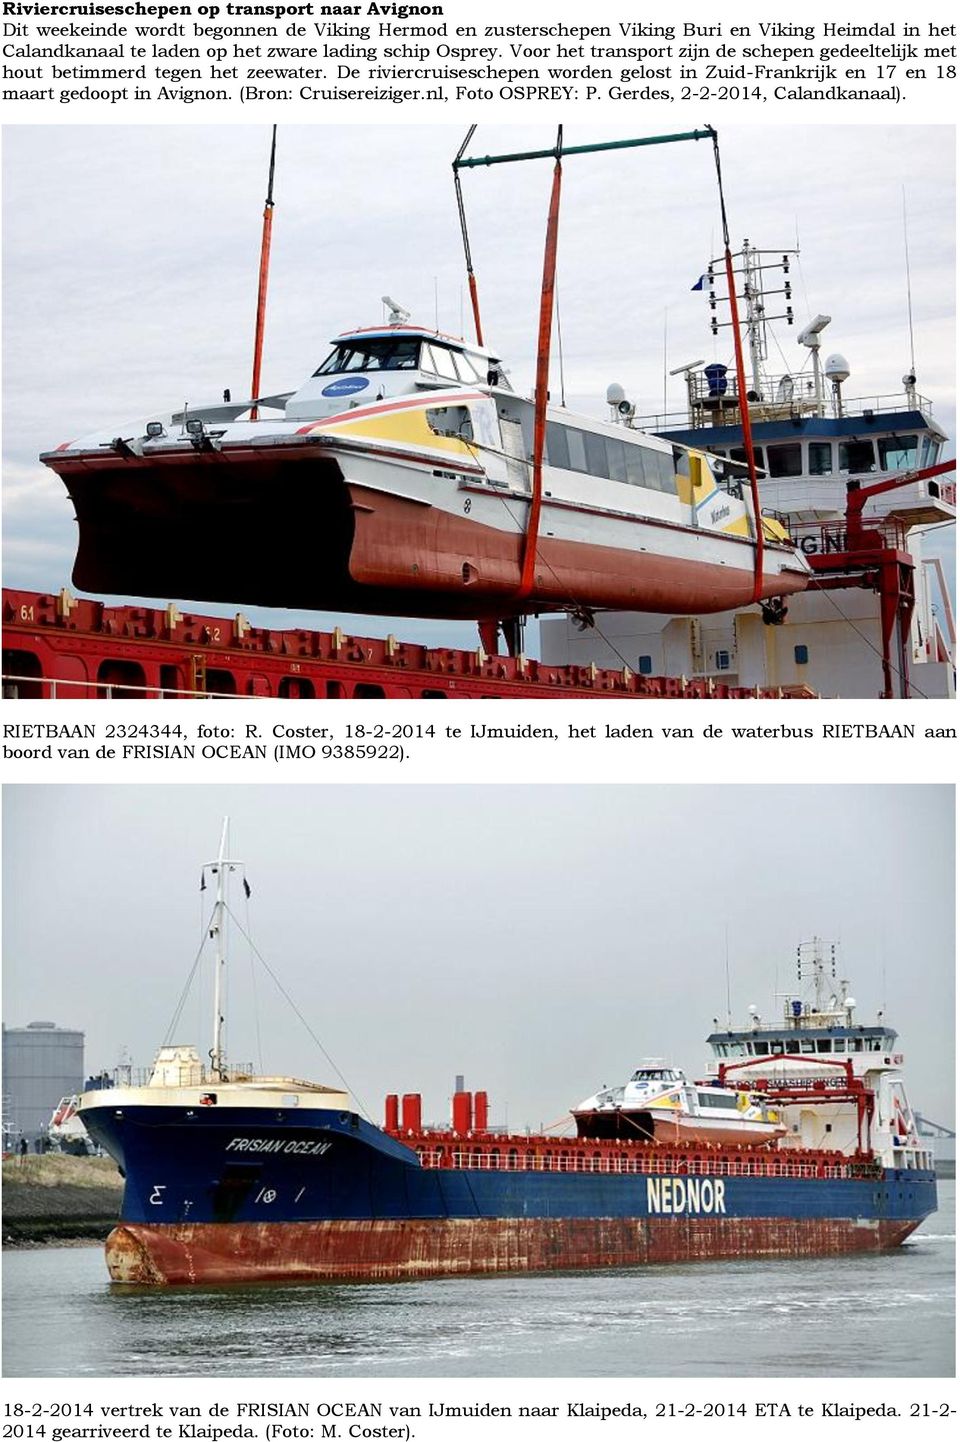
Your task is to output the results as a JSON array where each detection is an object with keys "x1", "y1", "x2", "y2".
[{"x1": 691, "y1": 274, "x2": 707, "y2": 291}]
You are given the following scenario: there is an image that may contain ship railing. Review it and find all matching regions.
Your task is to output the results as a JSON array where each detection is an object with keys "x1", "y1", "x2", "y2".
[
  {"x1": 1, "y1": 672, "x2": 253, "y2": 701},
  {"x1": 85, "y1": 1061, "x2": 257, "y2": 1090},
  {"x1": 633, "y1": 387, "x2": 934, "y2": 434},
  {"x1": 415, "y1": 1145, "x2": 873, "y2": 1180},
  {"x1": 790, "y1": 517, "x2": 909, "y2": 557}
]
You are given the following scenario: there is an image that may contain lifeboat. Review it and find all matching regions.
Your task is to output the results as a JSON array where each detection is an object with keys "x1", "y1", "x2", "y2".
[
  {"x1": 42, "y1": 311, "x2": 810, "y2": 628},
  {"x1": 573, "y1": 1062, "x2": 786, "y2": 1147}
]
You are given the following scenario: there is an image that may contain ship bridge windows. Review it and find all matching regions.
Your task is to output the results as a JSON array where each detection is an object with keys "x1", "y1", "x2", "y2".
[
  {"x1": 766, "y1": 442, "x2": 803, "y2": 478},
  {"x1": 878, "y1": 435, "x2": 919, "y2": 471},
  {"x1": 838, "y1": 439, "x2": 877, "y2": 474},
  {"x1": 920, "y1": 435, "x2": 941, "y2": 468},
  {"x1": 314, "y1": 337, "x2": 421, "y2": 375},
  {"x1": 729, "y1": 445, "x2": 763, "y2": 474},
  {"x1": 816, "y1": 1038, "x2": 833, "y2": 1053},
  {"x1": 422, "y1": 344, "x2": 462, "y2": 383},
  {"x1": 808, "y1": 441, "x2": 833, "y2": 475}
]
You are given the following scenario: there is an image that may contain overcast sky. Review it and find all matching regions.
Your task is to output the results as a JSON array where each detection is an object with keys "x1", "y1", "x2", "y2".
[
  {"x1": 3, "y1": 785, "x2": 953, "y2": 1129},
  {"x1": 1, "y1": 124, "x2": 955, "y2": 649}
]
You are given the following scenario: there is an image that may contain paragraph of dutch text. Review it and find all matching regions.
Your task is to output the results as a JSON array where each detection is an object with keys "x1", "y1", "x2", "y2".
[{"x1": 2, "y1": 4, "x2": 957, "y2": 108}]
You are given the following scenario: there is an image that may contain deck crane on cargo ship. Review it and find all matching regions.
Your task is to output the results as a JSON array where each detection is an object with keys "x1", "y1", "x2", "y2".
[{"x1": 41, "y1": 127, "x2": 817, "y2": 655}]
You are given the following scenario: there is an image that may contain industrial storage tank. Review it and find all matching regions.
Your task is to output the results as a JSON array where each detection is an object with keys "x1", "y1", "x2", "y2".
[{"x1": 1, "y1": 1020, "x2": 84, "y2": 1146}]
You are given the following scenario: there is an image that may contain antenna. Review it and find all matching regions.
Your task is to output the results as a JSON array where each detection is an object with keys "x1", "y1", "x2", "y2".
[
  {"x1": 902, "y1": 186, "x2": 916, "y2": 375},
  {"x1": 662, "y1": 309, "x2": 668, "y2": 415},
  {"x1": 724, "y1": 925, "x2": 732, "y2": 1028}
]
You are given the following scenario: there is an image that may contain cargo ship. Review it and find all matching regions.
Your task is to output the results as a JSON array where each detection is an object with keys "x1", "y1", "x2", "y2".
[{"x1": 75, "y1": 831, "x2": 936, "y2": 1285}]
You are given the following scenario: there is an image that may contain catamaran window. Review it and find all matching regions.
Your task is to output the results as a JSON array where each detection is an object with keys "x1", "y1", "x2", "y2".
[
  {"x1": 786, "y1": 1040, "x2": 800, "y2": 1054},
  {"x1": 848, "y1": 1038, "x2": 863, "y2": 1052},
  {"x1": 566, "y1": 429, "x2": 588, "y2": 472},
  {"x1": 697, "y1": 1092, "x2": 740, "y2": 1109},
  {"x1": 753, "y1": 1042, "x2": 768, "y2": 1055},
  {"x1": 808, "y1": 441, "x2": 833, "y2": 475},
  {"x1": 585, "y1": 431, "x2": 608, "y2": 477},
  {"x1": 547, "y1": 422, "x2": 570, "y2": 470},
  {"x1": 767, "y1": 443, "x2": 803, "y2": 478},
  {"x1": 605, "y1": 436, "x2": 628, "y2": 483},
  {"x1": 546, "y1": 422, "x2": 677, "y2": 494},
  {"x1": 453, "y1": 351, "x2": 484, "y2": 382},
  {"x1": 654, "y1": 451, "x2": 679, "y2": 493},
  {"x1": 877, "y1": 435, "x2": 918, "y2": 471},
  {"x1": 314, "y1": 338, "x2": 421, "y2": 374},
  {"x1": 624, "y1": 442, "x2": 649, "y2": 487},
  {"x1": 801, "y1": 1040, "x2": 815, "y2": 1053},
  {"x1": 422, "y1": 344, "x2": 462, "y2": 383},
  {"x1": 817, "y1": 1038, "x2": 832, "y2": 1052},
  {"x1": 833, "y1": 1039, "x2": 845, "y2": 1052},
  {"x1": 838, "y1": 440, "x2": 877, "y2": 474}
]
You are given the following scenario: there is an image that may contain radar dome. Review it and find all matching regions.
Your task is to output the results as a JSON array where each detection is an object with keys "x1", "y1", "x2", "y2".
[
  {"x1": 824, "y1": 353, "x2": 850, "y2": 383},
  {"x1": 606, "y1": 382, "x2": 626, "y2": 406}
]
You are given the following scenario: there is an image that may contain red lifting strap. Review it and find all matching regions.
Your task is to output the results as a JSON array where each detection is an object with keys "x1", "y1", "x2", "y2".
[{"x1": 519, "y1": 150, "x2": 563, "y2": 600}]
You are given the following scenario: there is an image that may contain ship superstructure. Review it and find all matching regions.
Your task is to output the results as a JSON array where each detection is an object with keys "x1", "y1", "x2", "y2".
[
  {"x1": 704, "y1": 938, "x2": 932, "y2": 1171},
  {"x1": 541, "y1": 242, "x2": 956, "y2": 698}
]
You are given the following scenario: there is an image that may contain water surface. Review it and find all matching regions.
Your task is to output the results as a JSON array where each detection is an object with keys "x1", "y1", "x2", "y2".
[{"x1": 3, "y1": 1184, "x2": 953, "y2": 1377}]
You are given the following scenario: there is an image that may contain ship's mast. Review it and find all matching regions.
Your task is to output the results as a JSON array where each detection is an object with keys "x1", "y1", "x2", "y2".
[
  {"x1": 210, "y1": 817, "x2": 230, "y2": 1080},
  {"x1": 795, "y1": 936, "x2": 838, "y2": 1015}
]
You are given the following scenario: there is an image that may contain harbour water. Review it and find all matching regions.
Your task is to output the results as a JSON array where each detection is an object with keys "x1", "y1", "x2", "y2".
[{"x1": 3, "y1": 1184, "x2": 953, "y2": 1377}]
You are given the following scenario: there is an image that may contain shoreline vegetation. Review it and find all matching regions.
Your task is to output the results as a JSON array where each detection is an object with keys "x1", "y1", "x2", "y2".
[{"x1": 2, "y1": 1153, "x2": 122, "y2": 1246}]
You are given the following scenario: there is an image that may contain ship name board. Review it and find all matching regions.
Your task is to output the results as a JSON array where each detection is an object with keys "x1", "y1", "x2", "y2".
[
  {"x1": 226, "y1": 1137, "x2": 333, "y2": 1156},
  {"x1": 646, "y1": 1177, "x2": 726, "y2": 1214}
]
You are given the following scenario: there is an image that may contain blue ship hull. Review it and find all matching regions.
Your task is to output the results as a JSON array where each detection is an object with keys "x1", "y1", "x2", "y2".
[{"x1": 81, "y1": 1102, "x2": 936, "y2": 1283}]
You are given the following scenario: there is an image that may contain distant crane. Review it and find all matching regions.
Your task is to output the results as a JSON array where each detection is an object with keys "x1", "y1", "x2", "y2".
[{"x1": 915, "y1": 1114, "x2": 956, "y2": 1140}]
